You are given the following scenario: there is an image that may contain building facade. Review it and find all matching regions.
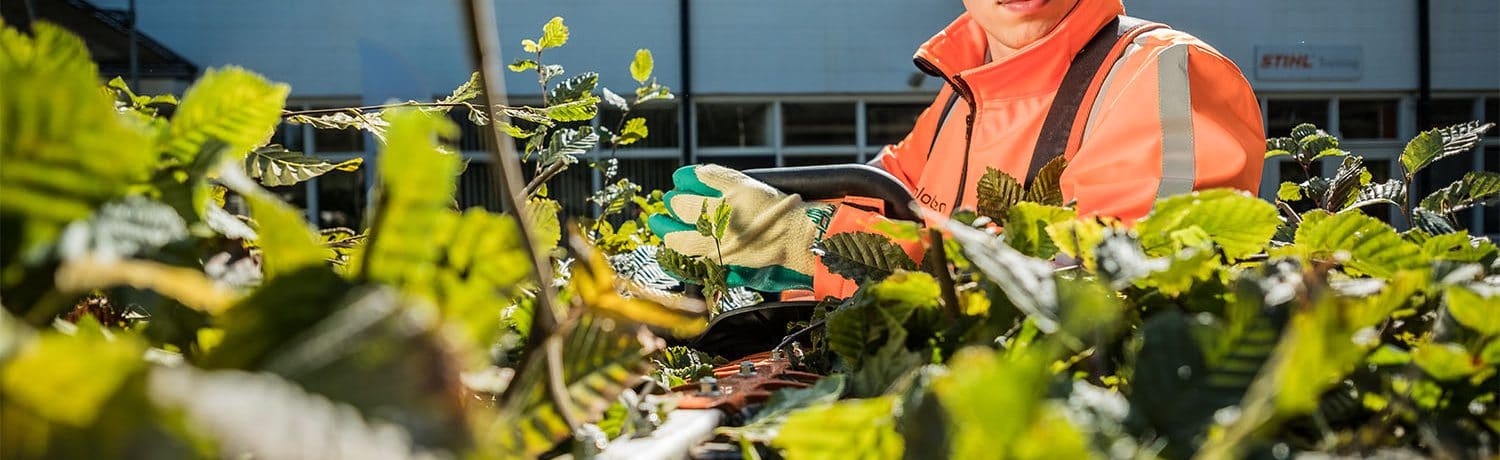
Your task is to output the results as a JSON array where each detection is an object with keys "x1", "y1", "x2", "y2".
[{"x1": 52, "y1": 0, "x2": 1500, "y2": 235}]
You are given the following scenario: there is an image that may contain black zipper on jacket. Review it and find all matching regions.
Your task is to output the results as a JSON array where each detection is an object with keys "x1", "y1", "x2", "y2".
[
  {"x1": 914, "y1": 57, "x2": 979, "y2": 216},
  {"x1": 950, "y1": 75, "x2": 977, "y2": 213}
]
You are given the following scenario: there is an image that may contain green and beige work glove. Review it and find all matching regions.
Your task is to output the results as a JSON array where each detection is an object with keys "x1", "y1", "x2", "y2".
[{"x1": 648, "y1": 165, "x2": 835, "y2": 292}]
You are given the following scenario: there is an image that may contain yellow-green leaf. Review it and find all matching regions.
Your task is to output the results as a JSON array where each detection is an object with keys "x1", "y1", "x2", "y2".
[
  {"x1": 1136, "y1": 189, "x2": 1279, "y2": 260},
  {"x1": 1412, "y1": 342, "x2": 1481, "y2": 381},
  {"x1": 538, "y1": 17, "x2": 569, "y2": 49},
  {"x1": 1, "y1": 321, "x2": 146, "y2": 427},
  {"x1": 773, "y1": 396, "x2": 903, "y2": 460},
  {"x1": 1446, "y1": 285, "x2": 1500, "y2": 336},
  {"x1": 164, "y1": 66, "x2": 289, "y2": 164},
  {"x1": 630, "y1": 49, "x2": 654, "y2": 84}
]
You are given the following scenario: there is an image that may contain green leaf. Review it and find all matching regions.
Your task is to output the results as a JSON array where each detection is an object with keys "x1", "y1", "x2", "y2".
[
  {"x1": 508, "y1": 58, "x2": 538, "y2": 72},
  {"x1": 713, "y1": 200, "x2": 731, "y2": 242},
  {"x1": 164, "y1": 67, "x2": 289, "y2": 165},
  {"x1": 600, "y1": 87, "x2": 629, "y2": 111},
  {"x1": 431, "y1": 209, "x2": 533, "y2": 348},
  {"x1": 1290, "y1": 211, "x2": 1426, "y2": 278},
  {"x1": 630, "y1": 49, "x2": 654, "y2": 84},
  {"x1": 148, "y1": 365, "x2": 449, "y2": 458},
  {"x1": 826, "y1": 273, "x2": 938, "y2": 367},
  {"x1": 975, "y1": 167, "x2": 1024, "y2": 222},
  {"x1": 1045, "y1": 217, "x2": 1109, "y2": 268},
  {"x1": 493, "y1": 314, "x2": 654, "y2": 457},
  {"x1": 1421, "y1": 230, "x2": 1497, "y2": 264},
  {"x1": 53, "y1": 196, "x2": 187, "y2": 262},
  {"x1": 525, "y1": 198, "x2": 563, "y2": 253},
  {"x1": 360, "y1": 108, "x2": 460, "y2": 288},
  {"x1": 243, "y1": 186, "x2": 328, "y2": 280},
  {"x1": 543, "y1": 95, "x2": 601, "y2": 122},
  {"x1": 1140, "y1": 248, "x2": 1220, "y2": 296},
  {"x1": 546, "y1": 72, "x2": 597, "y2": 104},
  {"x1": 1002, "y1": 203, "x2": 1076, "y2": 259},
  {"x1": 848, "y1": 331, "x2": 923, "y2": 398},
  {"x1": 932, "y1": 347, "x2": 1056, "y2": 458},
  {"x1": 1446, "y1": 284, "x2": 1500, "y2": 336},
  {"x1": 1341, "y1": 179, "x2": 1405, "y2": 212},
  {"x1": 615, "y1": 117, "x2": 649, "y2": 146},
  {"x1": 812, "y1": 232, "x2": 917, "y2": 283},
  {"x1": 1419, "y1": 171, "x2": 1500, "y2": 214},
  {"x1": 538, "y1": 17, "x2": 569, "y2": 49},
  {"x1": 1136, "y1": 189, "x2": 1280, "y2": 260},
  {"x1": 520, "y1": 39, "x2": 541, "y2": 54},
  {"x1": 1401, "y1": 121, "x2": 1494, "y2": 177},
  {"x1": 538, "y1": 126, "x2": 598, "y2": 168},
  {"x1": 1412, "y1": 342, "x2": 1481, "y2": 381},
  {"x1": 721, "y1": 375, "x2": 847, "y2": 442},
  {"x1": 1, "y1": 321, "x2": 146, "y2": 427},
  {"x1": 695, "y1": 200, "x2": 713, "y2": 238},
  {"x1": 945, "y1": 222, "x2": 1061, "y2": 334},
  {"x1": 1, "y1": 22, "x2": 157, "y2": 266},
  {"x1": 436, "y1": 72, "x2": 482, "y2": 106},
  {"x1": 1277, "y1": 182, "x2": 1303, "y2": 202},
  {"x1": 496, "y1": 122, "x2": 544, "y2": 139},
  {"x1": 1023, "y1": 157, "x2": 1067, "y2": 205},
  {"x1": 244, "y1": 144, "x2": 362, "y2": 187},
  {"x1": 773, "y1": 396, "x2": 903, "y2": 460},
  {"x1": 1324, "y1": 156, "x2": 1366, "y2": 211}
]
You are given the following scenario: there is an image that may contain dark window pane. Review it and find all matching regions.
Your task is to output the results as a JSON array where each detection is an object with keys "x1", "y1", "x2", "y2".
[
  {"x1": 456, "y1": 162, "x2": 503, "y2": 212},
  {"x1": 697, "y1": 103, "x2": 769, "y2": 147},
  {"x1": 601, "y1": 103, "x2": 680, "y2": 149},
  {"x1": 316, "y1": 169, "x2": 366, "y2": 230},
  {"x1": 1427, "y1": 98, "x2": 1476, "y2": 131},
  {"x1": 615, "y1": 158, "x2": 682, "y2": 194},
  {"x1": 784, "y1": 155, "x2": 857, "y2": 167},
  {"x1": 1266, "y1": 99, "x2": 1329, "y2": 137},
  {"x1": 313, "y1": 127, "x2": 365, "y2": 153},
  {"x1": 1339, "y1": 99, "x2": 1398, "y2": 139},
  {"x1": 1365, "y1": 158, "x2": 1392, "y2": 184},
  {"x1": 1485, "y1": 146, "x2": 1499, "y2": 234},
  {"x1": 273, "y1": 123, "x2": 305, "y2": 152},
  {"x1": 1485, "y1": 98, "x2": 1498, "y2": 138},
  {"x1": 782, "y1": 103, "x2": 855, "y2": 146},
  {"x1": 700, "y1": 155, "x2": 775, "y2": 171},
  {"x1": 450, "y1": 106, "x2": 496, "y2": 153},
  {"x1": 867, "y1": 103, "x2": 927, "y2": 146}
]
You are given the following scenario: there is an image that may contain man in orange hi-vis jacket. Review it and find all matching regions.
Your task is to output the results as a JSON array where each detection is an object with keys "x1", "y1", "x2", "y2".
[{"x1": 650, "y1": 0, "x2": 1264, "y2": 299}]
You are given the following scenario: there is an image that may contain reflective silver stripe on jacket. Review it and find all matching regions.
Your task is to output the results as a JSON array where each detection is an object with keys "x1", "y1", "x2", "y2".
[
  {"x1": 1155, "y1": 43, "x2": 1195, "y2": 198},
  {"x1": 1081, "y1": 31, "x2": 1198, "y2": 201}
]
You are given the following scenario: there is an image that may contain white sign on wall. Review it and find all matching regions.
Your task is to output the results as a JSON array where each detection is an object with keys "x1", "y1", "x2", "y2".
[{"x1": 1254, "y1": 45, "x2": 1362, "y2": 81}]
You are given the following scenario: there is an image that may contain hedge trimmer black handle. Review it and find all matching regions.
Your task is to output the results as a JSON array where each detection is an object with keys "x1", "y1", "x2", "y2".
[{"x1": 743, "y1": 164, "x2": 920, "y2": 222}]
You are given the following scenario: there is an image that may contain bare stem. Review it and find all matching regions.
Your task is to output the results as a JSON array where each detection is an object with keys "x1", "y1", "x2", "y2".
[{"x1": 281, "y1": 101, "x2": 512, "y2": 117}]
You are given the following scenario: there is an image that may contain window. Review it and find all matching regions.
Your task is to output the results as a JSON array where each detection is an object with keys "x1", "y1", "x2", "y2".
[
  {"x1": 1427, "y1": 98, "x2": 1476, "y2": 131},
  {"x1": 456, "y1": 163, "x2": 503, "y2": 212},
  {"x1": 1485, "y1": 97, "x2": 1498, "y2": 138},
  {"x1": 697, "y1": 103, "x2": 770, "y2": 147},
  {"x1": 615, "y1": 158, "x2": 682, "y2": 194},
  {"x1": 1339, "y1": 99, "x2": 1399, "y2": 139},
  {"x1": 782, "y1": 103, "x2": 855, "y2": 146},
  {"x1": 1484, "y1": 146, "x2": 1499, "y2": 235},
  {"x1": 601, "y1": 104, "x2": 680, "y2": 149},
  {"x1": 784, "y1": 154, "x2": 858, "y2": 167},
  {"x1": 271, "y1": 122, "x2": 305, "y2": 152},
  {"x1": 866, "y1": 103, "x2": 927, "y2": 146},
  {"x1": 1265, "y1": 99, "x2": 1329, "y2": 137},
  {"x1": 316, "y1": 169, "x2": 366, "y2": 229}
]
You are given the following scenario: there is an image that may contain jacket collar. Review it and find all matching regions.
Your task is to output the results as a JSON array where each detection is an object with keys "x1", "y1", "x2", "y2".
[{"x1": 914, "y1": 0, "x2": 1125, "y2": 102}]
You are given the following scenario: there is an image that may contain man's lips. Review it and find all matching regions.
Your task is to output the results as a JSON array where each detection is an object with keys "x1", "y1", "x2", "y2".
[{"x1": 998, "y1": 0, "x2": 1050, "y2": 13}]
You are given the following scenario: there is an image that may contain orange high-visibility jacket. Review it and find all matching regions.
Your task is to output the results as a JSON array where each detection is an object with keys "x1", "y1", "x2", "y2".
[{"x1": 812, "y1": 0, "x2": 1264, "y2": 297}]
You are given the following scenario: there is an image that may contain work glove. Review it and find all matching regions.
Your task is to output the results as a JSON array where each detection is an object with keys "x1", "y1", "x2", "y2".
[{"x1": 648, "y1": 165, "x2": 835, "y2": 292}]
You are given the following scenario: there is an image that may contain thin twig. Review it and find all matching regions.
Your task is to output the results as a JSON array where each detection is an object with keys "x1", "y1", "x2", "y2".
[
  {"x1": 281, "y1": 101, "x2": 512, "y2": 117},
  {"x1": 463, "y1": 0, "x2": 570, "y2": 428},
  {"x1": 522, "y1": 159, "x2": 571, "y2": 197}
]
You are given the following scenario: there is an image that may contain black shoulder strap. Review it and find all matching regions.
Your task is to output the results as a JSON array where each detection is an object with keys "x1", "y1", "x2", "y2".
[{"x1": 1025, "y1": 15, "x2": 1156, "y2": 183}]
